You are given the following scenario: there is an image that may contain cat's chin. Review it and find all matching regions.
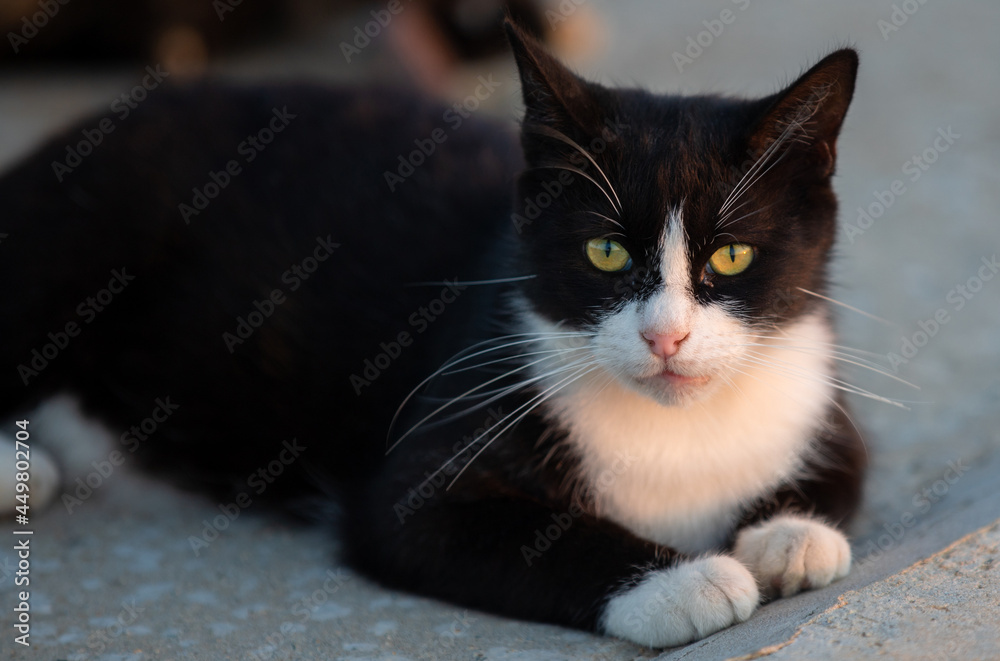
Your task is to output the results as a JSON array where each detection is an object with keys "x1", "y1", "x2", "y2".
[{"x1": 627, "y1": 368, "x2": 720, "y2": 407}]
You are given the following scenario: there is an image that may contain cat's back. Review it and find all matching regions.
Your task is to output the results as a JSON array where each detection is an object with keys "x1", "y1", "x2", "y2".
[
  {"x1": 0, "y1": 81, "x2": 523, "y2": 483},
  {"x1": 1, "y1": 81, "x2": 522, "y2": 269}
]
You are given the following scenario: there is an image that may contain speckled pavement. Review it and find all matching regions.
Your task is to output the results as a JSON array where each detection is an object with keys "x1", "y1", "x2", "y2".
[{"x1": 1, "y1": 1, "x2": 999, "y2": 659}]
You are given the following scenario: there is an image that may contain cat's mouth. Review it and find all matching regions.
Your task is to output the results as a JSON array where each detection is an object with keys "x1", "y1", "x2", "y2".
[
  {"x1": 653, "y1": 367, "x2": 711, "y2": 388},
  {"x1": 632, "y1": 362, "x2": 712, "y2": 390}
]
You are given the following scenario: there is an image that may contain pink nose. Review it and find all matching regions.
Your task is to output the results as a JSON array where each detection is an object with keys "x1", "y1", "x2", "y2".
[{"x1": 642, "y1": 330, "x2": 689, "y2": 358}]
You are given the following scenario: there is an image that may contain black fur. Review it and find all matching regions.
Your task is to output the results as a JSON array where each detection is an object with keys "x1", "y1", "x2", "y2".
[{"x1": 1, "y1": 21, "x2": 865, "y2": 641}]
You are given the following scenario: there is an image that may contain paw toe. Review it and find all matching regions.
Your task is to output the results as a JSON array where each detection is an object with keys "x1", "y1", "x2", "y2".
[
  {"x1": 734, "y1": 515, "x2": 852, "y2": 598},
  {"x1": 601, "y1": 555, "x2": 759, "y2": 647}
]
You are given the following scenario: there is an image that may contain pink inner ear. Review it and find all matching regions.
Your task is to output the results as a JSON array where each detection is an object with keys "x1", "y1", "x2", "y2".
[{"x1": 818, "y1": 140, "x2": 836, "y2": 177}]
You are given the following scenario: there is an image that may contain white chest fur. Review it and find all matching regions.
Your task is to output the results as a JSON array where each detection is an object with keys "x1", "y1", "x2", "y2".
[{"x1": 548, "y1": 313, "x2": 835, "y2": 554}]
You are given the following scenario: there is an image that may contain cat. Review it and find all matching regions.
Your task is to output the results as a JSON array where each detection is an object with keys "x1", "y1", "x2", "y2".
[{"x1": 0, "y1": 19, "x2": 865, "y2": 648}]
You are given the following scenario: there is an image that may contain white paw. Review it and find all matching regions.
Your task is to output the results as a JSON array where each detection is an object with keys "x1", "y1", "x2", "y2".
[
  {"x1": 733, "y1": 514, "x2": 851, "y2": 597},
  {"x1": 0, "y1": 433, "x2": 61, "y2": 517},
  {"x1": 601, "y1": 555, "x2": 759, "y2": 647}
]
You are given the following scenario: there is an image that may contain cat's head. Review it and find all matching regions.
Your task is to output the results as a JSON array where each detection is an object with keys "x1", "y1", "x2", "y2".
[{"x1": 505, "y1": 22, "x2": 857, "y2": 406}]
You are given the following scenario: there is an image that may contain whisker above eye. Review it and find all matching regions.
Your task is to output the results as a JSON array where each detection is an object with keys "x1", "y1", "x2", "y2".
[
  {"x1": 716, "y1": 119, "x2": 798, "y2": 219},
  {"x1": 717, "y1": 203, "x2": 776, "y2": 231},
  {"x1": 527, "y1": 125, "x2": 623, "y2": 215},
  {"x1": 529, "y1": 164, "x2": 621, "y2": 219},
  {"x1": 574, "y1": 210, "x2": 626, "y2": 232}
]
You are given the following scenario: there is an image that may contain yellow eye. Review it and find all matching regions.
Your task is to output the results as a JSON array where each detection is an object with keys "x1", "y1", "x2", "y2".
[
  {"x1": 707, "y1": 243, "x2": 755, "y2": 276},
  {"x1": 585, "y1": 238, "x2": 632, "y2": 272}
]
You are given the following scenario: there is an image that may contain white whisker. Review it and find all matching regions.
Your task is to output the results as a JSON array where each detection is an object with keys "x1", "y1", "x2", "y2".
[
  {"x1": 726, "y1": 363, "x2": 872, "y2": 463},
  {"x1": 406, "y1": 352, "x2": 597, "y2": 437},
  {"x1": 385, "y1": 352, "x2": 590, "y2": 454},
  {"x1": 385, "y1": 331, "x2": 595, "y2": 445},
  {"x1": 718, "y1": 203, "x2": 775, "y2": 231},
  {"x1": 578, "y1": 210, "x2": 626, "y2": 231},
  {"x1": 531, "y1": 164, "x2": 621, "y2": 218},
  {"x1": 717, "y1": 119, "x2": 799, "y2": 219},
  {"x1": 529, "y1": 125, "x2": 623, "y2": 215},
  {"x1": 737, "y1": 352, "x2": 912, "y2": 409},
  {"x1": 442, "y1": 363, "x2": 602, "y2": 490},
  {"x1": 405, "y1": 275, "x2": 537, "y2": 287},
  {"x1": 795, "y1": 287, "x2": 898, "y2": 328},
  {"x1": 738, "y1": 343, "x2": 918, "y2": 389}
]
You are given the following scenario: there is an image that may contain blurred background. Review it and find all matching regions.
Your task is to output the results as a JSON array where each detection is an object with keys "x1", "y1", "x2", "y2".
[{"x1": 1, "y1": 1, "x2": 998, "y2": 659}]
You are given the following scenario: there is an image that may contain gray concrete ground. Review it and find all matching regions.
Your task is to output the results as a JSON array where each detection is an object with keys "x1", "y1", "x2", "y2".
[{"x1": 1, "y1": 1, "x2": 999, "y2": 659}]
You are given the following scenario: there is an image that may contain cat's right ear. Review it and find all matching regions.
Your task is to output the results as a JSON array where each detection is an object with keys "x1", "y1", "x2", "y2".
[
  {"x1": 748, "y1": 49, "x2": 859, "y2": 179},
  {"x1": 504, "y1": 18, "x2": 599, "y2": 133}
]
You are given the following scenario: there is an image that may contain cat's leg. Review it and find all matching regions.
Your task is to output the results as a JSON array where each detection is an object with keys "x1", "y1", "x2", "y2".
[
  {"x1": 349, "y1": 491, "x2": 759, "y2": 647},
  {"x1": 732, "y1": 402, "x2": 865, "y2": 597}
]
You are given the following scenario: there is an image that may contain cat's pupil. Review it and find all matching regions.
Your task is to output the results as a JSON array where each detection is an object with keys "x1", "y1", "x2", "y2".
[
  {"x1": 604, "y1": 240, "x2": 613, "y2": 258},
  {"x1": 728, "y1": 244, "x2": 737, "y2": 262}
]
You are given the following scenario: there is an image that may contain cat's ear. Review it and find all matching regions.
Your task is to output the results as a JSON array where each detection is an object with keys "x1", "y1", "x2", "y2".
[
  {"x1": 749, "y1": 49, "x2": 859, "y2": 178},
  {"x1": 503, "y1": 17, "x2": 599, "y2": 132}
]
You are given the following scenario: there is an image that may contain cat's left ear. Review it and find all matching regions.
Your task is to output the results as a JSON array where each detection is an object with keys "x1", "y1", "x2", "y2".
[
  {"x1": 503, "y1": 17, "x2": 601, "y2": 135},
  {"x1": 749, "y1": 49, "x2": 859, "y2": 178}
]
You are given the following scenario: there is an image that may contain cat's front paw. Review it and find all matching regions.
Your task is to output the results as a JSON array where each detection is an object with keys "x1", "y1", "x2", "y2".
[
  {"x1": 733, "y1": 514, "x2": 851, "y2": 598},
  {"x1": 600, "y1": 556, "x2": 759, "y2": 647}
]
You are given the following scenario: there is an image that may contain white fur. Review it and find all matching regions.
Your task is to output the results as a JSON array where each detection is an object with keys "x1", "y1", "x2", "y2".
[
  {"x1": 0, "y1": 394, "x2": 115, "y2": 517},
  {"x1": 520, "y1": 207, "x2": 836, "y2": 553},
  {"x1": 733, "y1": 514, "x2": 851, "y2": 597},
  {"x1": 600, "y1": 556, "x2": 759, "y2": 647},
  {"x1": 28, "y1": 394, "x2": 116, "y2": 475}
]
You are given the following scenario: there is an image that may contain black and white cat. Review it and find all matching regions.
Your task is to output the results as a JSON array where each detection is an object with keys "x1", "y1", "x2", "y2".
[{"x1": 0, "y1": 20, "x2": 865, "y2": 647}]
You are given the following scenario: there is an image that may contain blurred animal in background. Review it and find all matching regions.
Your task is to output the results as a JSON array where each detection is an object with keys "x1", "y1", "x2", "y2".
[{"x1": 0, "y1": 0, "x2": 600, "y2": 90}]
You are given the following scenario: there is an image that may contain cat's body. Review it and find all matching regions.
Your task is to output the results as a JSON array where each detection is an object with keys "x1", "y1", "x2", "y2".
[{"x1": 0, "y1": 22, "x2": 865, "y2": 647}]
